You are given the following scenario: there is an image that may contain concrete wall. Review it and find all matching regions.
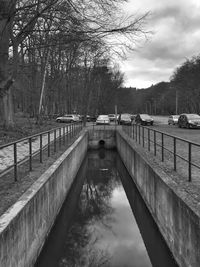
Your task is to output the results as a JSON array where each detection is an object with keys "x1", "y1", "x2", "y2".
[
  {"x1": 0, "y1": 130, "x2": 88, "y2": 267},
  {"x1": 88, "y1": 128, "x2": 116, "y2": 149},
  {"x1": 116, "y1": 129, "x2": 200, "y2": 267}
]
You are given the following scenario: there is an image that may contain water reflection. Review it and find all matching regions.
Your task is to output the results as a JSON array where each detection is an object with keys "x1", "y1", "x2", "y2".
[
  {"x1": 117, "y1": 157, "x2": 179, "y2": 267},
  {"x1": 35, "y1": 150, "x2": 178, "y2": 267}
]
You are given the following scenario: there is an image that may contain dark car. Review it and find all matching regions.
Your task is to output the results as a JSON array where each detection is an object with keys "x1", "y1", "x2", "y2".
[
  {"x1": 108, "y1": 114, "x2": 117, "y2": 122},
  {"x1": 118, "y1": 113, "x2": 132, "y2": 125},
  {"x1": 178, "y1": 114, "x2": 200, "y2": 128},
  {"x1": 135, "y1": 114, "x2": 154, "y2": 126}
]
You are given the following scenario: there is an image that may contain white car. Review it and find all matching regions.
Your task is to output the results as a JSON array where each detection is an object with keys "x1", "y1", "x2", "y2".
[
  {"x1": 168, "y1": 115, "x2": 179, "y2": 125},
  {"x1": 56, "y1": 114, "x2": 80, "y2": 123},
  {"x1": 96, "y1": 115, "x2": 110, "y2": 125}
]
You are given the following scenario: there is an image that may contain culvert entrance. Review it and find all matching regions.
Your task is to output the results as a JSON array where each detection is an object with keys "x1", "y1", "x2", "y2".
[{"x1": 99, "y1": 140, "x2": 105, "y2": 147}]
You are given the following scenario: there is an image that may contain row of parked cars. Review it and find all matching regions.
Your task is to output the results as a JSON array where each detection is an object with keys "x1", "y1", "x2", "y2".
[
  {"x1": 55, "y1": 113, "x2": 200, "y2": 129},
  {"x1": 168, "y1": 114, "x2": 200, "y2": 128},
  {"x1": 96, "y1": 113, "x2": 154, "y2": 126},
  {"x1": 55, "y1": 113, "x2": 155, "y2": 125}
]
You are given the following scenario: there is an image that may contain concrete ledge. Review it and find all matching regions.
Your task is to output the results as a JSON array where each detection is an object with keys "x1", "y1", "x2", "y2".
[
  {"x1": 0, "y1": 130, "x2": 88, "y2": 267},
  {"x1": 116, "y1": 129, "x2": 200, "y2": 267}
]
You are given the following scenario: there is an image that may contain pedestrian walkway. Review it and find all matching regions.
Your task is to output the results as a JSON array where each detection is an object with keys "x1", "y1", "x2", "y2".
[{"x1": 0, "y1": 127, "x2": 71, "y2": 173}]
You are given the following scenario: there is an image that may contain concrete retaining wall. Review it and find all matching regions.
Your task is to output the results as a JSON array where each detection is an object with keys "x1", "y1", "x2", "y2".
[
  {"x1": 88, "y1": 129, "x2": 116, "y2": 149},
  {"x1": 116, "y1": 130, "x2": 200, "y2": 267},
  {"x1": 0, "y1": 130, "x2": 88, "y2": 267}
]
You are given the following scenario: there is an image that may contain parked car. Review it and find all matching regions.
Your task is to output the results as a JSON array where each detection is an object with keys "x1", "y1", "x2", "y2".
[
  {"x1": 86, "y1": 115, "x2": 91, "y2": 122},
  {"x1": 135, "y1": 114, "x2": 154, "y2": 126},
  {"x1": 178, "y1": 114, "x2": 200, "y2": 128},
  {"x1": 96, "y1": 115, "x2": 110, "y2": 125},
  {"x1": 168, "y1": 115, "x2": 179, "y2": 125},
  {"x1": 108, "y1": 114, "x2": 117, "y2": 122},
  {"x1": 118, "y1": 113, "x2": 132, "y2": 125},
  {"x1": 130, "y1": 114, "x2": 136, "y2": 122},
  {"x1": 56, "y1": 114, "x2": 80, "y2": 123},
  {"x1": 90, "y1": 115, "x2": 97, "y2": 122}
]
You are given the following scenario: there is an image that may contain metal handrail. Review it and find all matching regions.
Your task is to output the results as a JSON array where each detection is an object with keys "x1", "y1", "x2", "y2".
[
  {"x1": 122, "y1": 123, "x2": 200, "y2": 182},
  {"x1": 0, "y1": 121, "x2": 83, "y2": 181}
]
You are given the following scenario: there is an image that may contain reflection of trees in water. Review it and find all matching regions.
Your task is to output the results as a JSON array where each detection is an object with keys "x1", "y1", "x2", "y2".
[{"x1": 59, "y1": 151, "x2": 120, "y2": 267}]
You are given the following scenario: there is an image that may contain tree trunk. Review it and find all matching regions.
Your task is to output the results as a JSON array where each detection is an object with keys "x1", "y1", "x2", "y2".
[{"x1": 0, "y1": 0, "x2": 16, "y2": 128}]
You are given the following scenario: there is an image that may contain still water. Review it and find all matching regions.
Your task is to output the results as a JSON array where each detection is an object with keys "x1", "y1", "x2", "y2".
[{"x1": 35, "y1": 149, "x2": 179, "y2": 267}]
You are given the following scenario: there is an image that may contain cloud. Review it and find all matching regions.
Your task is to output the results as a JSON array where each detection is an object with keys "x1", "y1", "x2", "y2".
[{"x1": 120, "y1": 0, "x2": 200, "y2": 88}]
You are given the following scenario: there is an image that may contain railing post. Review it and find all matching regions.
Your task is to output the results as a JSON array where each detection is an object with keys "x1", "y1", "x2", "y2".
[
  {"x1": 154, "y1": 130, "x2": 156, "y2": 156},
  {"x1": 63, "y1": 127, "x2": 65, "y2": 145},
  {"x1": 14, "y1": 143, "x2": 17, "y2": 181},
  {"x1": 136, "y1": 124, "x2": 138, "y2": 142},
  {"x1": 48, "y1": 131, "x2": 50, "y2": 157},
  {"x1": 59, "y1": 127, "x2": 61, "y2": 148},
  {"x1": 29, "y1": 137, "x2": 32, "y2": 171},
  {"x1": 70, "y1": 124, "x2": 72, "y2": 139},
  {"x1": 54, "y1": 129, "x2": 56, "y2": 152},
  {"x1": 188, "y1": 142, "x2": 192, "y2": 182},
  {"x1": 161, "y1": 133, "x2": 164, "y2": 162},
  {"x1": 40, "y1": 134, "x2": 42, "y2": 163},
  {"x1": 139, "y1": 125, "x2": 141, "y2": 144},
  {"x1": 148, "y1": 128, "x2": 150, "y2": 151},
  {"x1": 173, "y1": 137, "x2": 176, "y2": 171},
  {"x1": 67, "y1": 125, "x2": 69, "y2": 143},
  {"x1": 142, "y1": 126, "x2": 144, "y2": 147},
  {"x1": 132, "y1": 124, "x2": 134, "y2": 139}
]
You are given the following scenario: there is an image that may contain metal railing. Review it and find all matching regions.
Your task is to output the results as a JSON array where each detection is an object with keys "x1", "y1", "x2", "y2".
[
  {"x1": 0, "y1": 121, "x2": 83, "y2": 181},
  {"x1": 122, "y1": 124, "x2": 200, "y2": 182}
]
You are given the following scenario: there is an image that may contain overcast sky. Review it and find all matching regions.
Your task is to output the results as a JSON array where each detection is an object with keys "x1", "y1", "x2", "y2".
[{"x1": 119, "y1": 0, "x2": 200, "y2": 88}]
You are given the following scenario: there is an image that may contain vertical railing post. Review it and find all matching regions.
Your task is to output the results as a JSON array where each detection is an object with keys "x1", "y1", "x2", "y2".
[
  {"x1": 48, "y1": 131, "x2": 50, "y2": 157},
  {"x1": 67, "y1": 125, "x2": 70, "y2": 143},
  {"x1": 14, "y1": 143, "x2": 17, "y2": 181},
  {"x1": 139, "y1": 125, "x2": 141, "y2": 144},
  {"x1": 188, "y1": 142, "x2": 192, "y2": 182},
  {"x1": 59, "y1": 127, "x2": 61, "y2": 148},
  {"x1": 29, "y1": 137, "x2": 32, "y2": 171},
  {"x1": 40, "y1": 134, "x2": 42, "y2": 163},
  {"x1": 54, "y1": 129, "x2": 56, "y2": 152},
  {"x1": 161, "y1": 133, "x2": 164, "y2": 162},
  {"x1": 142, "y1": 126, "x2": 144, "y2": 147},
  {"x1": 63, "y1": 127, "x2": 65, "y2": 145},
  {"x1": 70, "y1": 124, "x2": 72, "y2": 139},
  {"x1": 136, "y1": 124, "x2": 138, "y2": 142},
  {"x1": 148, "y1": 128, "x2": 150, "y2": 151},
  {"x1": 132, "y1": 124, "x2": 134, "y2": 139},
  {"x1": 154, "y1": 130, "x2": 156, "y2": 156},
  {"x1": 173, "y1": 137, "x2": 176, "y2": 171}
]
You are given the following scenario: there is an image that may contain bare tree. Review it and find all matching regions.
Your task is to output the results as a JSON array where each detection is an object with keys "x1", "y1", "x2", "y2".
[{"x1": 0, "y1": 0, "x2": 150, "y2": 128}]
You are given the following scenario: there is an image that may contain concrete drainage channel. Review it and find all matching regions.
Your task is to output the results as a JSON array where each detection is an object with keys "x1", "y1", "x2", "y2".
[{"x1": 0, "y1": 127, "x2": 199, "y2": 267}]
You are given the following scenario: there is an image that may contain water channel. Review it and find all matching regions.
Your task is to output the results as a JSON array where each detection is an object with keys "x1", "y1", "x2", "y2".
[{"x1": 35, "y1": 149, "x2": 179, "y2": 267}]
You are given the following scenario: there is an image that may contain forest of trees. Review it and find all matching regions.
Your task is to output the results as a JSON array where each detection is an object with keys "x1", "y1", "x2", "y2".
[
  {"x1": 0, "y1": 0, "x2": 149, "y2": 127},
  {"x1": 117, "y1": 54, "x2": 200, "y2": 116},
  {"x1": 1, "y1": 1, "x2": 199, "y2": 128}
]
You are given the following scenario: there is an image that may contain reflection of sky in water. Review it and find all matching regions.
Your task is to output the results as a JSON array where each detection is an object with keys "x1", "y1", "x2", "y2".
[
  {"x1": 88, "y1": 186, "x2": 152, "y2": 267},
  {"x1": 36, "y1": 151, "x2": 178, "y2": 267}
]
